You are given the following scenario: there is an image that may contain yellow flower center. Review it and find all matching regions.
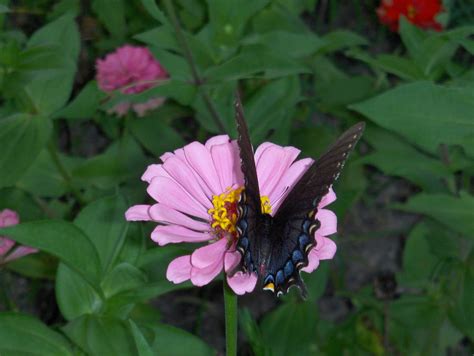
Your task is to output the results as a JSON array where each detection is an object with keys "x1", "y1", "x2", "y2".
[{"x1": 208, "y1": 187, "x2": 272, "y2": 239}]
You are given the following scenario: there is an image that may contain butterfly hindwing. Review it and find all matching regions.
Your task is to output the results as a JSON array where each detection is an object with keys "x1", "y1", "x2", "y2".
[{"x1": 264, "y1": 123, "x2": 366, "y2": 296}]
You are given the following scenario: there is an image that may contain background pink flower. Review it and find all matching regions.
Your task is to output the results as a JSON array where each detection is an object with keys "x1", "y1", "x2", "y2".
[
  {"x1": 125, "y1": 136, "x2": 337, "y2": 295},
  {"x1": 96, "y1": 45, "x2": 168, "y2": 117},
  {"x1": 0, "y1": 209, "x2": 37, "y2": 264}
]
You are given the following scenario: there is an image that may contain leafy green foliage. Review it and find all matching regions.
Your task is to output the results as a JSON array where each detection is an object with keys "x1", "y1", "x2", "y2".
[{"x1": 1, "y1": 0, "x2": 474, "y2": 354}]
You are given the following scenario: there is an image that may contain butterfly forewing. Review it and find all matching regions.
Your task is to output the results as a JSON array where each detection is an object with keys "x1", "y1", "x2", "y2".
[
  {"x1": 264, "y1": 122, "x2": 365, "y2": 296},
  {"x1": 234, "y1": 94, "x2": 264, "y2": 274}
]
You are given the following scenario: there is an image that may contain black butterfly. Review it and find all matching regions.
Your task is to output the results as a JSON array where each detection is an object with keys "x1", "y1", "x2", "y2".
[{"x1": 233, "y1": 95, "x2": 365, "y2": 297}]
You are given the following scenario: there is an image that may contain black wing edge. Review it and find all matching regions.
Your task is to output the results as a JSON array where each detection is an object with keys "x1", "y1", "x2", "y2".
[
  {"x1": 230, "y1": 93, "x2": 263, "y2": 277},
  {"x1": 234, "y1": 93, "x2": 261, "y2": 200},
  {"x1": 275, "y1": 121, "x2": 366, "y2": 220},
  {"x1": 268, "y1": 122, "x2": 365, "y2": 298}
]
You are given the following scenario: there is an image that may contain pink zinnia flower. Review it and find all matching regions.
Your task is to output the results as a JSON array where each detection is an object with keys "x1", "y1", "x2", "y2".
[
  {"x1": 96, "y1": 45, "x2": 168, "y2": 117},
  {"x1": 0, "y1": 209, "x2": 37, "y2": 264},
  {"x1": 125, "y1": 136, "x2": 337, "y2": 295}
]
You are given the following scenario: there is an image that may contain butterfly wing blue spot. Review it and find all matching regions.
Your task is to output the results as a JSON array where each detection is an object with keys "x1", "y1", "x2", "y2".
[
  {"x1": 276, "y1": 270, "x2": 285, "y2": 286},
  {"x1": 239, "y1": 236, "x2": 249, "y2": 250},
  {"x1": 302, "y1": 220, "x2": 311, "y2": 233},
  {"x1": 284, "y1": 260, "x2": 294, "y2": 278},
  {"x1": 298, "y1": 234, "x2": 310, "y2": 250},
  {"x1": 292, "y1": 250, "x2": 303, "y2": 263}
]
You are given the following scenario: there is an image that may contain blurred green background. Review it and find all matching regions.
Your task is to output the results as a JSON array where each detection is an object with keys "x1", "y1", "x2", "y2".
[{"x1": 0, "y1": 0, "x2": 473, "y2": 355}]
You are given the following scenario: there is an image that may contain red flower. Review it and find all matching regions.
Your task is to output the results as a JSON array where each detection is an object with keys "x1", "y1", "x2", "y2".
[{"x1": 377, "y1": 0, "x2": 444, "y2": 32}]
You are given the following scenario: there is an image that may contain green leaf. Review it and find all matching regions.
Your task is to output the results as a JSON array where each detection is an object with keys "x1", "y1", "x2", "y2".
[
  {"x1": 140, "y1": 0, "x2": 170, "y2": 25},
  {"x1": 241, "y1": 30, "x2": 325, "y2": 58},
  {"x1": 347, "y1": 49, "x2": 424, "y2": 81},
  {"x1": 147, "y1": 322, "x2": 215, "y2": 356},
  {"x1": 397, "y1": 222, "x2": 439, "y2": 287},
  {"x1": 304, "y1": 263, "x2": 329, "y2": 300},
  {"x1": 0, "y1": 187, "x2": 44, "y2": 221},
  {"x1": 134, "y1": 26, "x2": 179, "y2": 51},
  {"x1": 25, "y1": 14, "x2": 80, "y2": 115},
  {"x1": 56, "y1": 263, "x2": 102, "y2": 321},
  {"x1": 63, "y1": 315, "x2": 137, "y2": 356},
  {"x1": 101, "y1": 263, "x2": 147, "y2": 299},
  {"x1": 0, "y1": 313, "x2": 73, "y2": 355},
  {"x1": 361, "y1": 126, "x2": 450, "y2": 191},
  {"x1": 205, "y1": 45, "x2": 310, "y2": 81},
  {"x1": 74, "y1": 195, "x2": 129, "y2": 272},
  {"x1": 129, "y1": 320, "x2": 154, "y2": 356},
  {"x1": 0, "y1": 114, "x2": 52, "y2": 188},
  {"x1": 72, "y1": 135, "x2": 148, "y2": 189},
  {"x1": 319, "y1": 30, "x2": 368, "y2": 53},
  {"x1": 396, "y1": 192, "x2": 474, "y2": 239},
  {"x1": 316, "y1": 75, "x2": 377, "y2": 109},
  {"x1": 0, "y1": 220, "x2": 101, "y2": 288},
  {"x1": 104, "y1": 80, "x2": 196, "y2": 109},
  {"x1": 18, "y1": 150, "x2": 83, "y2": 198},
  {"x1": 239, "y1": 309, "x2": 267, "y2": 356},
  {"x1": 92, "y1": 0, "x2": 125, "y2": 38},
  {"x1": 207, "y1": 0, "x2": 269, "y2": 46},
  {"x1": 129, "y1": 115, "x2": 185, "y2": 156},
  {"x1": 351, "y1": 82, "x2": 474, "y2": 154},
  {"x1": 54, "y1": 80, "x2": 106, "y2": 120},
  {"x1": 245, "y1": 76, "x2": 300, "y2": 144},
  {"x1": 7, "y1": 253, "x2": 57, "y2": 279},
  {"x1": 192, "y1": 81, "x2": 237, "y2": 133},
  {"x1": 399, "y1": 17, "x2": 428, "y2": 61},
  {"x1": 449, "y1": 249, "x2": 474, "y2": 340},
  {"x1": 260, "y1": 302, "x2": 318, "y2": 356}
]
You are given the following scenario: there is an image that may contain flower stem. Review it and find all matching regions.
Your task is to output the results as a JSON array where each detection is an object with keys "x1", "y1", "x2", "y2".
[
  {"x1": 162, "y1": 0, "x2": 227, "y2": 134},
  {"x1": 223, "y1": 279, "x2": 238, "y2": 356},
  {"x1": 47, "y1": 141, "x2": 86, "y2": 205}
]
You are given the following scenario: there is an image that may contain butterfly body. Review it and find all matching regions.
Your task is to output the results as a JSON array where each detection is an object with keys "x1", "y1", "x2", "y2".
[{"x1": 233, "y1": 95, "x2": 365, "y2": 297}]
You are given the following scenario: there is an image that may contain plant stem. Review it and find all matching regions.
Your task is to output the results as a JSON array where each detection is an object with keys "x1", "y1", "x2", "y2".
[
  {"x1": 47, "y1": 141, "x2": 86, "y2": 205},
  {"x1": 162, "y1": 0, "x2": 227, "y2": 133},
  {"x1": 223, "y1": 279, "x2": 238, "y2": 356}
]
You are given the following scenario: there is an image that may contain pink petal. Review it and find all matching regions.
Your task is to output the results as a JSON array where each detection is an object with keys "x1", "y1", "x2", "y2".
[
  {"x1": 174, "y1": 148, "x2": 213, "y2": 198},
  {"x1": 314, "y1": 234, "x2": 337, "y2": 260},
  {"x1": 319, "y1": 187, "x2": 336, "y2": 209},
  {"x1": 301, "y1": 249, "x2": 320, "y2": 273},
  {"x1": 0, "y1": 209, "x2": 20, "y2": 226},
  {"x1": 141, "y1": 164, "x2": 170, "y2": 183},
  {"x1": 211, "y1": 141, "x2": 238, "y2": 191},
  {"x1": 316, "y1": 209, "x2": 337, "y2": 236},
  {"x1": 224, "y1": 250, "x2": 240, "y2": 272},
  {"x1": 254, "y1": 142, "x2": 272, "y2": 163},
  {"x1": 256, "y1": 145, "x2": 300, "y2": 197},
  {"x1": 0, "y1": 237, "x2": 14, "y2": 256},
  {"x1": 3, "y1": 246, "x2": 38, "y2": 263},
  {"x1": 160, "y1": 152, "x2": 174, "y2": 162},
  {"x1": 147, "y1": 176, "x2": 209, "y2": 220},
  {"x1": 227, "y1": 272, "x2": 258, "y2": 295},
  {"x1": 191, "y1": 238, "x2": 227, "y2": 269},
  {"x1": 184, "y1": 142, "x2": 222, "y2": 194},
  {"x1": 166, "y1": 255, "x2": 192, "y2": 284},
  {"x1": 223, "y1": 250, "x2": 258, "y2": 295},
  {"x1": 148, "y1": 204, "x2": 209, "y2": 231},
  {"x1": 190, "y1": 259, "x2": 223, "y2": 286},
  {"x1": 125, "y1": 205, "x2": 151, "y2": 221},
  {"x1": 205, "y1": 135, "x2": 231, "y2": 149},
  {"x1": 151, "y1": 225, "x2": 211, "y2": 246},
  {"x1": 270, "y1": 158, "x2": 313, "y2": 213},
  {"x1": 162, "y1": 155, "x2": 212, "y2": 209}
]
